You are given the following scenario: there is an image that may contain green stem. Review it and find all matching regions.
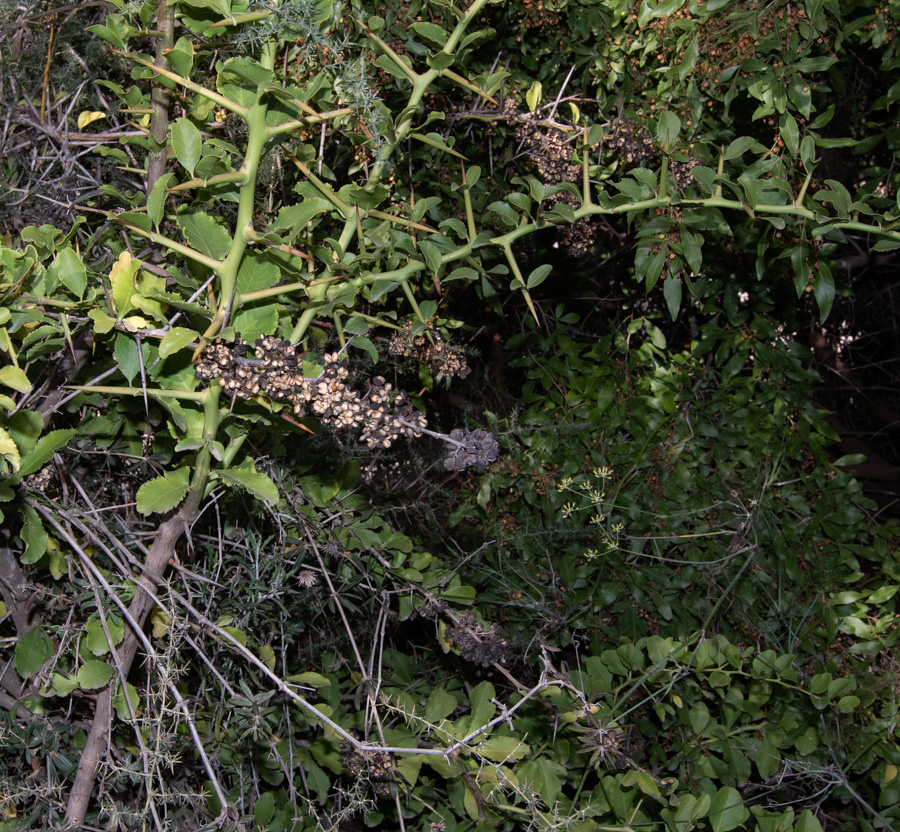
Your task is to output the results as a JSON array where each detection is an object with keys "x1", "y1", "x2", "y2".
[{"x1": 64, "y1": 385, "x2": 206, "y2": 401}]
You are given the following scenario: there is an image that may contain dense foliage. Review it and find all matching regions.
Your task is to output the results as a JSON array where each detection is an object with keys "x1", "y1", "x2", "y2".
[{"x1": 1, "y1": 0, "x2": 899, "y2": 830}]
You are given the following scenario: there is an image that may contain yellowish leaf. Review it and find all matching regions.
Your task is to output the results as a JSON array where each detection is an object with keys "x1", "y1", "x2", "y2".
[{"x1": 77, "y1": 110, "x2": 107, "y2": 130}]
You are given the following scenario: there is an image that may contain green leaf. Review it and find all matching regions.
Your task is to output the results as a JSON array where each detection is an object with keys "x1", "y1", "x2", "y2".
[
  {"x1": 112, "y1": 679, "x2": 140, "y2": 720},
  {"x1": 477, "y1": 736, "x2": 529, "y2": 762},
  {"x1": 343, "y1": 316, "x2": 369, "y2": 336},
  {"x1": 55, "y1": 247, "x2": 87, "y2": 299},
  {"x1": 236, "y1": 254, "x2": 280, "y2": 294},
  {"x1": 136, "y1": 467, "x2": 191, "y2": 515},
  {"x1": 114, "y1": 333, "x2": 148, "y2": 385},
  {"x1": 254, "y1": 793, "x2": 276, "y2": 828},
  {"x1": 19, "y1": 504, "x2": 48, "y2": 564},
  {"x1": 89, "y1": 308, "x2": 117, "y2": 335},
  {"x1": 813, "y1": 261, "x2": 834, "y2": 323},
  {"x1": 527, "y1": 264, "x2": 552, "y2": 289},
  {"x1": 419, "y1": 239, "x2": 443, "y2": 274},
  {"x1": 268, "y1": 198, "x2": 332, "y2": 241},
  {"x1": 466, "y1": 680, "x2": 495, "y2": 733},
  {"x1": 679, "y1": 36, "x2": 699, "y2": 82},
  {"x1": 794, "y1": 810, "x2": 823, "y2": 832},
  {"x1": 663, "y1": 275, "x2": 682, "y2": 320},
  {"x1": 410, "y1": 21, "x2": 447, "y2": 47},
  {"x1": 18, "y1": 429, "x2": 76, "y2": 478},
  {"x1": 85, "y1": 615, "x2": 125, "y2": 656},
  {"x1": 287, "y1": 671, "x2": 331, "y2": 689},
  {"x1": 15, "y1": 626, "x2": 53, "y2": 679},
  {"x1": 424, "y1": 687, "x2": 458, "y2": 723},
  {"x1": 214, "y1": 464, "x2": 279, "y2": 505},
  {"x1": 0, "y1": 366, "x2": 32, "y2": 394},
  {"x1": 176, "y1": 210, "x2": 231, "y2": 261},
  {"x1": 526, "y1": 81, "x2": 542, "y2": 113},
  {"x1": 77, "y1": 659, "x2": 115, "y2": 690},
  {"x1": 0, "y1": 427, "x2": 20, "y2": 473},
  {"x1": 681, "y1": 227, "x2": 702, "y2": 272},
  {"x1": 708, "y1": 786, "x2": 748, "y2": 832},
  {"x1": 779, "y1": 112, "x2": 799, "y2": 157},
  {"x1": 232, "y1": 304, "x2": 279, "y2": 342},
  {"x1": 159, "y1": 327, "x2": 199, "y2": 359},
  {"x1": 656, "y1": 111, "x2": 681, "y2": 147},
  {"x1": 171, "y1": 118, "x2": 202, "y2": 178},
  {"x1": 147, "y1": 173, "x2": 177, "y2": 231},
  {"x1": 723, "y1": 136, "x2": 756, "y2": 160},
  {"x1": 166, "y1": 36, "x2": 194, "y2": 78}
]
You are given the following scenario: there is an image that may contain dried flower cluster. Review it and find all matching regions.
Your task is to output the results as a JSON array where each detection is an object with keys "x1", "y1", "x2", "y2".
[
  {"x1": 194, "y1": 336, "x2": 425, "y2": 448},
  {"x1": 605, "y1": 119, "x2": 699, "y2": 190},
  {"x1": 504, "y1": 98, "x2": 579, "y2": 185},
  {"x1": 443, "y1": 428, "x2": 500, "y2": 472},
  {"x1": 449, "y1": 612, "x2": 512, "y2": 667},
  {"x1": 501, "y1": 98, "x2": 596, "y2": 256},
  {"x1": 387, "y1": 333, "x2": 470, "y2": 380}
]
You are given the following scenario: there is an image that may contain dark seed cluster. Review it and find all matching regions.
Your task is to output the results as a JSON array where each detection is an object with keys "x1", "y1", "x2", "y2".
[
  {"x1": 504, "y1": 98, "x2": 580, "y2": 186},
  {"x1": 387, "y1": 333, "x2": 470, "y2": 380},
  {"x1": 501, "y1": 99, "x2": 597, "y2": 256},
  {"x1": 443, "y1": 428, "x2": 500, "y2": 472},
  {"x1": 605, "y1": 119, "x2": 699, "y2": 190},
  {"x1": 449, "y1": 612, "x2": 512, "y2": 668},
  {"x1": 194, "y1": 336, "x2": 425, "y2": 449},
  {"x1": 342, "y1": 739, "x2": 395, "y2": 794}
]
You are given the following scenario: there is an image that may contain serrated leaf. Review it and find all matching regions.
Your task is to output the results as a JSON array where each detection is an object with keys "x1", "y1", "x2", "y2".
[
  {"x1": 159, "y1": 327, "x2": 199, "y2": 359},
  {"x1": 77, "y1": 659, "x2": 114, "y2": 690},
  {"x1": 477, "y1": 736, "x2": 529, "y2": 762},
  {"x1": 85, "y1": 614, "x2": 125, "y2": 656},
  {"x1": 19, "y1": 503, "x2": 48, "y2": 564},
  {"x1": 15, "y1": 626, "x2": 53, "y2": 678},
  {"x1": 0, "y1": 365, "x2": 32, "y2": 394},
  {"x1": 55, "y1": 247, "x2": 87, "y2": 299},
  {"x1": 0, "y1": 427, "x2": 21, "y2": 473},
  {"x1": 18, "y1": 429, "x2": 75, "y2": 478},
  {"x1": 136, "y1": 467, "x2": 191, "y2": 515},
  {"x1": 171, "y1": 117, "x2": 202, "y2": 178},
  {"x1": 424, "y1": 687, "x2": 458, "y2": 723},
  {"x1": 268, "y1": 198, "x2": 332, "y2": 241},
  {"x1": 214, "y1": 464, "x2": 279, "y2": 505},
  {"x1": 88, "y1": 308, "x2": 117, "y2": 334},
  {"x1": 232, "y1": 304, "x2": 278, "y2": 342},
  {"x1": 176, "y1": 210, "x2": 231, "y2": 261},
  {"x1": 236, "y1": 254, "x2": 280, "y2": 294},
  {"x1": 48, "y1": 671, "x2": 79, "y2": 697}
]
